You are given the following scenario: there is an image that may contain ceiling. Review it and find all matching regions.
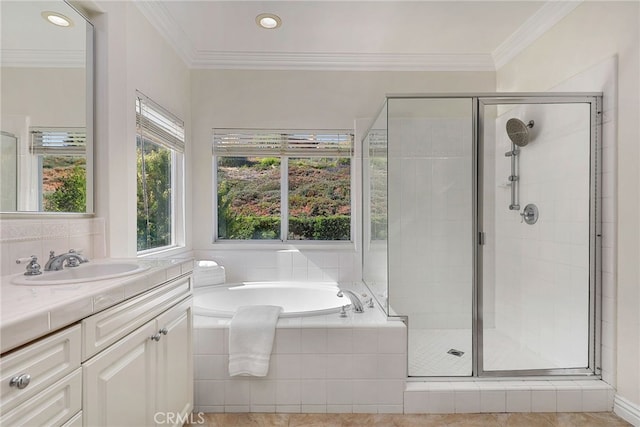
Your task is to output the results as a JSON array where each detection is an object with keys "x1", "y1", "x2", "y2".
[
  {"x1": 0, "y1": 1, "x2": 87, "y2": 67},
  {"x1": 0, "y1": 1, "x2": 583, "y2": 71},
  {"x1": 135, "y1": 0, "x2": 582, "y2": 71}
]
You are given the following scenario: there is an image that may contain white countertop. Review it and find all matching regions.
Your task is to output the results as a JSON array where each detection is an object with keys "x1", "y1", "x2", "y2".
[{"x1": 0, "y1": 257, "x2": 194, "y2": 354}]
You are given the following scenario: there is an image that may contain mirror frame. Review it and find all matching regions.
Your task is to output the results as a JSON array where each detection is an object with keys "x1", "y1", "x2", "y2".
[{"x1": 0, "y1": 0, "x2": 94, "y2": 217}]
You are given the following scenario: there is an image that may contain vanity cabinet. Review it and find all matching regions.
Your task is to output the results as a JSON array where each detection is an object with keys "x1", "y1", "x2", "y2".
[
  {"x1": 82, "y1": 276, "x2": 193, "y2": 427},
  {"x1": 0, "y1": 268, "x2": 193, "y2": 427}
]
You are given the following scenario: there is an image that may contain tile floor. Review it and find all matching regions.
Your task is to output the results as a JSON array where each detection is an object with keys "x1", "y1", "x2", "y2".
[
  {"x1": 409, "y1": 329, "x2": 559, "y2": 376},
  {"x1": 186, "y1": 412, "x2": 631, "y2": 426}
]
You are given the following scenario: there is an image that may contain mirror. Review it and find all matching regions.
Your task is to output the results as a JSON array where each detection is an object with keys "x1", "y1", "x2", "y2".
[{"x1": 1, "y1": 1, "x2": 93, "y2": 214}]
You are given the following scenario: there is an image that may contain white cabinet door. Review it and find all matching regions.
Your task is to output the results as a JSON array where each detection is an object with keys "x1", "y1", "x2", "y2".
[
  {"x1": 155, "y1": 298, "x2": 193, "y2": 427},
  {"x1": 83, "y1": 321, "x2": 157, "y2": 427}
]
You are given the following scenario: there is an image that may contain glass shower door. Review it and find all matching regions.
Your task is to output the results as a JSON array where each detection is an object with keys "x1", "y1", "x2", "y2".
[
  {"x1": 479, "y1": 97, "x2": 599, "y2": 374},
  {"x1": 386, "y1": 97, "x2": 474, "y2": 376}
]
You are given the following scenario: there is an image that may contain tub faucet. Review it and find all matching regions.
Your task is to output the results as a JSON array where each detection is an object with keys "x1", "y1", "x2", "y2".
[
  {"x1": 45, "y1": 249, "x2": 89, "y2": 271},
  {"x1": 337, "y1": 289, "x2": 364, "y2": 313}
]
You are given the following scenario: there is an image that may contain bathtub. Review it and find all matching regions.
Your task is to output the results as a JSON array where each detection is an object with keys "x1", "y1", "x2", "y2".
[{"x1": 193, "y1": 281, "x2": 347, "y2": 317}]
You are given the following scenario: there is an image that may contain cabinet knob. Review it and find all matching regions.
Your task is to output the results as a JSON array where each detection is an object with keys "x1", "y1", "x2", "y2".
[
  {"x1": 9, "y1": 374, "x2": 31, "y2": 389},
  {"x1": 150, "y1": 333, "x2": 161, "y2": 342},
  {"x1": 159, "y1": 328, "x2": 168, "y2": 335}
]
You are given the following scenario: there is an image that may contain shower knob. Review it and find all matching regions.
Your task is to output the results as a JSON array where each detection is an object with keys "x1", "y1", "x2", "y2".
[{"x1": 520, "y1": 204, "x2": 539, "y2": 225}]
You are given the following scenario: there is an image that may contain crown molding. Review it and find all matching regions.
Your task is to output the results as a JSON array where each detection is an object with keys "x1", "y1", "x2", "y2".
[
  {"x1": 133, "y1": 1, "x2": 196, "y2": 66},
  {"x1": 191, "y1": 51, "x2": 496, "y2": 71},
  {"x1": 0, "y1": 49, "x2": 85, "y2": 68},
  {"x1": 492, "y1": 1, "x2": 583, "y2": 70},
  {"x1": 134, "y1": 1, "x2": 493, "y2": 71},
  {"x1": 136, "y1": 0, "x2": 582, "y2": 72}
]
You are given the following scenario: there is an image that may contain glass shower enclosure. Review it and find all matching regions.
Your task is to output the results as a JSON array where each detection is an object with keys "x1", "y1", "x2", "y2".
[{"x1": 362, "y1": 94, "x2": 602, "y2": 377}]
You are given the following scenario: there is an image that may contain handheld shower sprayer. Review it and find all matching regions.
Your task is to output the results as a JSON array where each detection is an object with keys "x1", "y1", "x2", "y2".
[{"x1": 505, "y1": 118, "x2": 535, "y2": 211}]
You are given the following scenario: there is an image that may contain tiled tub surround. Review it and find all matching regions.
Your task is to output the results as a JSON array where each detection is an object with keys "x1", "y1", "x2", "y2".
[
  {"x1": 193, "y1": 303, "x2": 407, "y2": 414},
  {"x1": 0, "y1": 256, "x2": 193, "y2": 353},
  {"x1": 194, "y1": 300, "x2": 614, "y2": 416},
  {"x1": 194, "y1": 248, "x2": 360, "y2": 285}
]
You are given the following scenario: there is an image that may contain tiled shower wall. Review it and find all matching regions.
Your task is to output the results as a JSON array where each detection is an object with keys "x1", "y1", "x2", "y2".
[
  {"x1": 491, "y1": 102, "x2": 593, "y2": 369},
  {"x1": 0, "y1": 217, "x2": 106, "y2": 276},
  {"x1": 489, "y1": 57, "x2": 616, "y2": 380},
  {"x1": 547, "y1": 57, "x2": 618, "y2": 387}
]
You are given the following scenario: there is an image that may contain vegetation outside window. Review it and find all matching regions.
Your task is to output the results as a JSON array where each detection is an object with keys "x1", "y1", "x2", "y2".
[
  {"x1": 213, "y1": 130, "x2": 353, "y2": 242},
  {"x1": 136, "y1": 92, "x2": 185, "y2": 253},
  {"x1": 30, "y1": 127, "x2": 87, "y2": 212}
]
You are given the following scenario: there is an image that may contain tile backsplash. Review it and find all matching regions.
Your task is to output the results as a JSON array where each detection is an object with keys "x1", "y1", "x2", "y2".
[{"x1": 0, "y1": 217, "x2": 106, "y2": 276}]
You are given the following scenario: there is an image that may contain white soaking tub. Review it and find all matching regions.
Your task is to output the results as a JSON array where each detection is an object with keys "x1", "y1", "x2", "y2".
[{"x1": 193, "y1": 281, "x2": 347, "y2": 317}]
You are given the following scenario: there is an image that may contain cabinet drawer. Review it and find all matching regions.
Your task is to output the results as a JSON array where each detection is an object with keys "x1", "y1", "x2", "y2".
[
  {"x1": 61, "y1": 411, "x2": 82, "y2": 427},
  {"x1": 82, "y1": 275, "x2": 191, "y2": 360},
  {"x1": 0, "y1": 368, "x2": 82, "y2": 427},
  {"x1": 0, "y1": 325, "x2": 81, "y2": 413}
]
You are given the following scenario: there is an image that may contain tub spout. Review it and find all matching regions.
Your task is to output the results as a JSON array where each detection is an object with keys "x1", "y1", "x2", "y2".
[{"x1": 337, "y1": 289, "x2": 364, "y2": 313}]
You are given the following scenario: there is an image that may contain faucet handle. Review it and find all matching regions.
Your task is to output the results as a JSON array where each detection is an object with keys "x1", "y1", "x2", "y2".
[
  {"x1": 49, "y1": 250, "x2": 56, "y2": 259},
  {"x1": 16, "y1": 255, "x2": 42, "y2": 276}
]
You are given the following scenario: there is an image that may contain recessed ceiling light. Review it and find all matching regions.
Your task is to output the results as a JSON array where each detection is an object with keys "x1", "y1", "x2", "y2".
[
  {"x1": 42, "y1": 11, "x2": 73, "y2": 28},
  {"x1": 256, "y1": 13, "x2": 281, "y2": 30}
]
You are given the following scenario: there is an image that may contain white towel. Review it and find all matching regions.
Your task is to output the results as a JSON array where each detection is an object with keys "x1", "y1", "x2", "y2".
[{"x1": 228, "y1": 305, "x2": 282, "y2": 377}]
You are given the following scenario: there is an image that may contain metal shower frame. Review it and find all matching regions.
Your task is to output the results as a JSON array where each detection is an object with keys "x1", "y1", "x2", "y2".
[
  {"x1": 476, "y1": 94, "x2": 602, "y2": 377},
  {"x1": 373, "y1": 92, "x2": 603, "y2": 378}
]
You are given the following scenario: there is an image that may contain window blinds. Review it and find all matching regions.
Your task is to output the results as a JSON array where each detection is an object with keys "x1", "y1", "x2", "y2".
[
  {"x1": 136, "y1": 91, "x2": 185, "y2": 152},
  {"x1": 367, "y1": 130, "x2": 387, "y2": 156},
  {"x1": 30, "y1": 127, "x2": 86, "y2": 155},
  {"x1": 213, "y1": 129, "x2": 353, "y2": 157}
]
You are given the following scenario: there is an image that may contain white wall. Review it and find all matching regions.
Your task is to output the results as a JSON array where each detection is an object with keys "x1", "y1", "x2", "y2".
[
  {"x1": 497, "y1": 0, "x2": 640, "y2": 416},
  {"x1": 1, "y1": 67, "x2": 86, "y2": 127},
  {"x1": 190, "y1": 70, "x2": 495, "y2": 283},
  {"x1": 92, "y1": 1, "x2": 191, "y2": 257}
]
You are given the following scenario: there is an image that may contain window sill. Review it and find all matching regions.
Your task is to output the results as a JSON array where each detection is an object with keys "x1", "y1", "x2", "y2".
[
  {"x1": 210, "y1": 241, "x2": 356, "y2": 252},
  {"x1": 137, "y1": 245, "x2": 190, "y2": 259}
]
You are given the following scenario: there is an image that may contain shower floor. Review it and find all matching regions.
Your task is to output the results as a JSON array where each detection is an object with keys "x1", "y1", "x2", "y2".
[{"x1": 408, "y1": 328, "x2": 556, "y2": 376}]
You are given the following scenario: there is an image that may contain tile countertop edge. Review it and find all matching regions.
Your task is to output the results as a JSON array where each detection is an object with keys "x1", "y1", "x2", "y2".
[{"x1": 0, "y1": 257, "x2": 194, "y2": 354}]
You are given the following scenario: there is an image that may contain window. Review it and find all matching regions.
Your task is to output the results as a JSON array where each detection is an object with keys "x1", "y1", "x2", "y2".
[
  {"x1": 30, "y1": 127, "x2": 87, "y2": 212},
  {"x1": 213, "y1": 130, "x2": 353, "y2": 242},
  {"x1": 136, "y1": 92, "x2": 185, "y2": 253}
]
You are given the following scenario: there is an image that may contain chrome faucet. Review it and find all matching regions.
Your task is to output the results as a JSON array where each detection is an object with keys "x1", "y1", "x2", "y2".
[
  {"x1": 337, "y1": 289, "x2": 364, "y2": 313},
  {"x1": 45, "y1": 249, "x2": 89, "y2": 271}
]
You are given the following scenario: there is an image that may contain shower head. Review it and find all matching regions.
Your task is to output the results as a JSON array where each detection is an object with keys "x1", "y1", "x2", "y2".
[{"x1": 506, "y1": 118, "x2": 535, "y2": 147}]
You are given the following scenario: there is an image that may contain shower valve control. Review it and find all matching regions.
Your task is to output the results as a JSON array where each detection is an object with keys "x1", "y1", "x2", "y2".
[{"x1": 520, "y1": 204, "x2": 539, "y2": 225}]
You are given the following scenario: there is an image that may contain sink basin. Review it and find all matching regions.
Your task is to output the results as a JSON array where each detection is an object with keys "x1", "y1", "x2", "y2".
[{"x1": 11, "y1": 261, "x2": 149, "y2": 286}]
